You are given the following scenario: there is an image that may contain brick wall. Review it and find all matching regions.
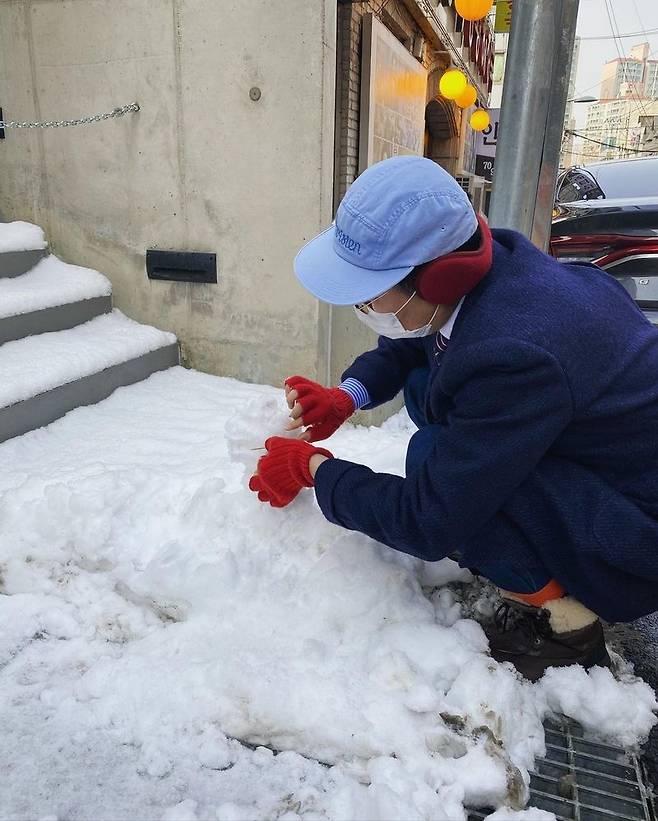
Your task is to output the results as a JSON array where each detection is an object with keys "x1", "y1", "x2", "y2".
[
  {"x1": 333, "y1": 0, "x2": 452, "y2": 210},
  {"x1": 329, "y1": 1, "x2": 456, "y2": 419}
]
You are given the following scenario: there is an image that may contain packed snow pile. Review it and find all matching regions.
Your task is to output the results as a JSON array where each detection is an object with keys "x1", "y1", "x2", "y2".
[
  {"x1": 0, "y1": 254, "x2": 111, "y2": 319},
  {"x1": 0, "y1": 367, "x2": 655, "y2": 821},
  {"x1": 0, "y1": 220, "x2": 47, "y2": 252}
]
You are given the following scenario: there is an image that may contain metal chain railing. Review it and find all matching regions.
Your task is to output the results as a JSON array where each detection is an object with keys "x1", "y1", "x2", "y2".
[{"x1": 0, "y1": 102, "x2": 140, "y2": 130}]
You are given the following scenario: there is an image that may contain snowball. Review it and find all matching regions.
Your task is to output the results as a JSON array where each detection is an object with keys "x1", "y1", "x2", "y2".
[{"x1": 225, "y1": 394, "x2": 299, "y2": 476}]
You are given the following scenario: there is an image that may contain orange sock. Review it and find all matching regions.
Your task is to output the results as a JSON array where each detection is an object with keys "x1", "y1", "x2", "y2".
[{"x1": 502, "y1": 579, "x2": 566, "y2": 608}]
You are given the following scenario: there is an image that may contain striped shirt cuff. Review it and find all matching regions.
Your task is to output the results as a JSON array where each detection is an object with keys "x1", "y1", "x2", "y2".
[{"x1": 338, "y1": 378, "x2": 371, "y2": 410}]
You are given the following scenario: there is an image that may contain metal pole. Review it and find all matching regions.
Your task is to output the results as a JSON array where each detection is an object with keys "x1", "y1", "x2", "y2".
[
  {"x1": 531, "y1": 0, "x2": 581, "y2": 250},
  {"x1": 488, "y1": 0, "x2": 560, "y2": 237}
]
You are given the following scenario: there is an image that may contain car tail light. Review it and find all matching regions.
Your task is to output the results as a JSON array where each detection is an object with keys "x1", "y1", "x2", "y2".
[
  {"x1": 551, "y1": 233, "x2": 658, "y2": 311},
  {"x1": 550, "y1": 235, "x2": 610, "y2": 263},
  {"x1": 592, "y1": 239, "x2": 658, "y2": 269},
  {"x1": 550, "y1": 233, "x2": 658, "y2": 266}
]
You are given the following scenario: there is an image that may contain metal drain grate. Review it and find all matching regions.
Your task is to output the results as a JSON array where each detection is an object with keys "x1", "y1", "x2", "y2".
[{"x1": 468, "y1": 716, "x2": 656, "y2": 821}]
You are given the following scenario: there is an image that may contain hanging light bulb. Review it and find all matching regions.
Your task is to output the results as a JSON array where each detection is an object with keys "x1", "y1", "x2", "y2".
[
  {"x1": 439, "y1": 69, "x2": 468, "y2": 101},
  {"x1": 455, "y1": 0, "x2": 494, "y2": 22},
  {"x1": 470, "y1": 109, "x2": 491, "y2": 131},
  {"x1": 455, "y1": 84, "x2": 478, "y2": 109}
]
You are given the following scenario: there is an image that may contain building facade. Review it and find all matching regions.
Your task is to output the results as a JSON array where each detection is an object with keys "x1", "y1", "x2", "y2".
[
  {"x1": 599, "y1": 43, "x2": 658, "y2": 102},
  {"x1": 575, "y1": 43, "x2": 658, "y2": 165},
  {"x1": 637, "y1": 114, "x2": 658, "y2": 152},
  {"x1": 581, "y1": 97, "x2": 658, "y2": 162},
  {"x1": 0, "y1": 0, "x2": 492, "y2": 394}
]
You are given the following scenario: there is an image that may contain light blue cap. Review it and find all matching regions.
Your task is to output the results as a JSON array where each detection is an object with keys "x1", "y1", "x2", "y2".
[{"x1": 294, "y1": 155, "x2": 478, "y2": 306}]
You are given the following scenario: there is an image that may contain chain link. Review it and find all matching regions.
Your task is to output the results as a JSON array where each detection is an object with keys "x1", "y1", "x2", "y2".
[{"x1": 0, "y1": 102, "x2": 140, "y2": 130}]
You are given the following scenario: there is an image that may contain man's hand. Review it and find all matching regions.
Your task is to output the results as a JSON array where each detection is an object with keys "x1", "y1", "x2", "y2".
[
  {"x1": 284, "y1": 376, "x2": 355, "y2": 442},
  {"x1": 248, "y1": 437, "x2": 333, "y2": 508}
]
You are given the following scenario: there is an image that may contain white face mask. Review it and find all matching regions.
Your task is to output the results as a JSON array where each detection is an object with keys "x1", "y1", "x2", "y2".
[{"x1": 353, "y1": 291, "x2": 439, "y2": 339}]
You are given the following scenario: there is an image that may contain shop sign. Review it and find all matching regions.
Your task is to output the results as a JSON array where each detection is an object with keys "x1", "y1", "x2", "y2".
[
  {"x1": 462, "y1": 18, "x2": 495, "y2": 92},
  {"x1": 359, "y1": 15, "x2": 428, "y2": 171},
  {"x1": 474, "y1": 108, "x2": 500, "y2": 181},
  {"x1": 494, "y1": 1, "x2": 513, "y2": 33}
]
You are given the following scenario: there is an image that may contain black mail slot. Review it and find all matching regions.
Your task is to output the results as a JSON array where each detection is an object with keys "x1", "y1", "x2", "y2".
[{"x1": 146, "y1": 250, "x2": 217, "y2": 283}]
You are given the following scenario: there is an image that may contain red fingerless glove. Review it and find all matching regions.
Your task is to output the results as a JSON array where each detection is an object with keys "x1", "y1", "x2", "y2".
[
  {"x1": 285, "y1": 375, "x2": 355, "y2": 442},
  {"x1": 248, "y1": 437, "x2": 333, "y2": 508}
]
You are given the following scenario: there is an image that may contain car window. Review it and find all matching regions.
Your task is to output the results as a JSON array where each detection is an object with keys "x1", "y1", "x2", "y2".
[
  {"x1": 586, "y1": 159, "x2": 658, "y2": 199},
  {"x1": 557, "y1": 169, "x2": 605, "y2": 202},
  {"x1": 557, "y1": 159, "x2": 658, "y2": 202}
]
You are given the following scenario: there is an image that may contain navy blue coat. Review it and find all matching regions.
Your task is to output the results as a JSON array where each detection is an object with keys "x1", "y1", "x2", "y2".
[{"x1": 314, "y1": 229, "x2": 658, "y2": 622}]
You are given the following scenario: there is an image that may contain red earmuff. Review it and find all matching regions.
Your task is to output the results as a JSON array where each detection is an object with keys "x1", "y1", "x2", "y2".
[{"x1": 415, "y1": 214, "x2": 493, "y2": 304}]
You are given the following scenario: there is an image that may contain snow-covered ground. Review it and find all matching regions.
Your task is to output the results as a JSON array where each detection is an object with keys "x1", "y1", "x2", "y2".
[
  {"x1": 0, "y1": 220, "x2": 47, "y2": 252},
  {"x1": 1, "y1": 367, "x2": 655, "y2": 821}
]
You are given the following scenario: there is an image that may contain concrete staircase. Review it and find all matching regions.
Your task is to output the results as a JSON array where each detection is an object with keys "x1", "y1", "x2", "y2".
[{"x1": 0, "y1": 229, "x2": 179, "y2": 443}]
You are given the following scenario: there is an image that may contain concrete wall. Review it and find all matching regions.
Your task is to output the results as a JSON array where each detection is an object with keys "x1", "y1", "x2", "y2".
[{"x1": 0, "y1": 0, "x2": 336, "y2": 387}]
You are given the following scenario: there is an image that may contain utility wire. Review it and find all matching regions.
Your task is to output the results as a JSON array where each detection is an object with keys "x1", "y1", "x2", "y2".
[
  {"x1": 566, "y1": 129, "x2": 658, "y2": 154},
  {"x1": 605, "y1": 0, "x2": 648, "y2": 116},
  {"x1": 579, "y1": 27, "x2": 658, "y2": 41},
  {"x1": 631, "y1": 0, "x2": 654, "y2": 47},
  {"x1": 579, "y1": 94, "x2": 657, "y2": 144},
  {"x1": 583, "y1": 123, "x2": 658, "y2": 132},
  {"x1": 588, "y1": 95, "x2": 658, "y2": 126},
  {"x1": 564, "y1": 45, "x2": 658, "y2": 101},
  {"x1": 631, "y1": 0, "x2": 658, "y2": 98}
]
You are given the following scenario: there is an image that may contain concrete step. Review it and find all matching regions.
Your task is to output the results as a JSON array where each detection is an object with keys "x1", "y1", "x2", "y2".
[
  {"x1": 0, "y1": 248, "x2": 48, "y2": 277},
  {"x1": 0, "y1": 254, "x2": 113, "y2": 344},
  {"x1": 0, "y1": 310, "x2": 179, "y2": 443},
  {"x1": 0, "y1": 296, "x2": 112, "y2": 346},
  {"x1": 0, "y1": 221, "x2": 48, "y2": 278}
]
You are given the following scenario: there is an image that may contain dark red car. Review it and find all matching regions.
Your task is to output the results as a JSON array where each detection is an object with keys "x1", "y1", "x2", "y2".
[{"x1": 551, "y1": 157, "x2": 658, "y2": 326}]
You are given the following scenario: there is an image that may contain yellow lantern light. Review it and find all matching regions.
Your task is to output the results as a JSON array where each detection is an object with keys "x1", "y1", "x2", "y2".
[
  {"x1": 439, "y1": 69, "x2": 468, "y2": 101},
  {"x1": 455, "y1": 0, "x2": 494, "y2": 21},
  {"x1": 470, "y1": 109, "x2": 491, "y2": 131},
  {"x1": 455, "y1": 84, "x2": 477, "y2": 108}
]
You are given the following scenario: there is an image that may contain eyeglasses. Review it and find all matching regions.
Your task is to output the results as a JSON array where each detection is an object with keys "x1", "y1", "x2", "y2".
[
  {"x1": 354, "y1": 290, "x2": 417, "y2": 316},
  {"x1": 355, "y1": 300, "x2": 375, "y2": 314}
]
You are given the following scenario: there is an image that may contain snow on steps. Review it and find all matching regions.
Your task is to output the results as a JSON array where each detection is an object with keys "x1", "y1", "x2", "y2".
[
  {"x1": 0, "y1": 220, "x2": 47, "y2": 252},
  {"x1": 0, "y1": 221, "x2": 48, "y2": 278},
  {"x1": 0, "y1": 255, "x2": 112, "y2": 344},
  {"x1": 0, "y1": 310, "x2": 179, "y2": 442}
]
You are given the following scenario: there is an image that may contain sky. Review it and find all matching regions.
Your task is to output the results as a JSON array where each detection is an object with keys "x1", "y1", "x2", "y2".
[{"x1": 573, "y1": 0, "x2": 658, "y2": 127}]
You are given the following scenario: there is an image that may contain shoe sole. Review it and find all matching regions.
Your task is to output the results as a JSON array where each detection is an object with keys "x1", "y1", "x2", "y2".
[{"x1": 490, "y1": 646, "x2": 612, "y2": 682}]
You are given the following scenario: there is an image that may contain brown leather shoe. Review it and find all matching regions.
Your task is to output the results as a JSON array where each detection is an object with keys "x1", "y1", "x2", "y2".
[{"x1": 486, "y1": 600, "x2": 611, "y2": 682}]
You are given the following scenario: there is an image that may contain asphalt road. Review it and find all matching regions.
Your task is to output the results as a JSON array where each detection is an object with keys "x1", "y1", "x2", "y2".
[{"x1": 608, "y1": 614, "x2": 658, "y2": 793}]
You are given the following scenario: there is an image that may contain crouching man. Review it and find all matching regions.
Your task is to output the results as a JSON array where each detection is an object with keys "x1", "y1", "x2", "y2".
[{"x1": 249, "y1": 156, "x2": 658, "y2": 682}]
